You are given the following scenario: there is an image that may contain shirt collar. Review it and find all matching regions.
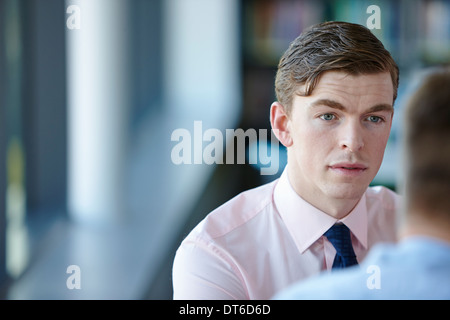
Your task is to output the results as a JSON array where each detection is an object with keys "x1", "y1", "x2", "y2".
[
  {"x1": 339, "y1": 192, "x2": 368, "y2": 249},
  {"x1": 274, "y1": 166, "x2": 368, "y2": 254}
]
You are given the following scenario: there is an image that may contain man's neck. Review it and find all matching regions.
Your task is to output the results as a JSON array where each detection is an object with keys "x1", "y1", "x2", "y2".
[
  {"x1": 286, "y1": 169, "x2": 362, "y2": 220},
  {"x1": 314, "y1": 196, "x2": 361, "y2": 220},
  {"x1": 399, "y1": 213, "x2": 450, "y2": 243}
]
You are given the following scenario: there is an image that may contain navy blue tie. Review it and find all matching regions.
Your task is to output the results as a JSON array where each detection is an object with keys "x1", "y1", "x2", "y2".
[{"x1": 324, "y1": 224, "x2": 358, "y2": 269}]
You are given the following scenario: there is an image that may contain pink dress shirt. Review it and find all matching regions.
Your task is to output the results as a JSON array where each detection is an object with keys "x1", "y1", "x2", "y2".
[{"x1": 172, "y1": 167, "x2": 399, "y2": 300}]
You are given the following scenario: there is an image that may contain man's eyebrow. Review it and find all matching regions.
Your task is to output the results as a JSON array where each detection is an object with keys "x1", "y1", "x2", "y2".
[
  {"x1": 310, "y1": 99, "x2": 346, "y2": 110},
  {"x1": 310, "y1": 99, "x2": 393, "y2": 113},
  {"x1": 365, "y1": 103, "x2": 394, "y2": 113}
]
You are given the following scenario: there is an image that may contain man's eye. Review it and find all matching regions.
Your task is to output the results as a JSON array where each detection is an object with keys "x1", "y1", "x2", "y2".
[
  {"x1": 319, "y1": 114, "x2": 336, "y2": 121},
  {"x1": 367, "y1": 115, "x2": 383, "y2": 123}
]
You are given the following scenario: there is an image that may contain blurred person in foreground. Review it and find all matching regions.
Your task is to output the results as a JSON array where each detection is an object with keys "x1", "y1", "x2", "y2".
[
  {"x1": 173, "y1": 21, "x2": 400, "y2": 300},
  {"x1": 274, "y1": 67, "x2": 450, "y2": 300}
]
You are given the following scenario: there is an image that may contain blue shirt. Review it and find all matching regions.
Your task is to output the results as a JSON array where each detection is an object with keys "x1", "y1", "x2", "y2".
[{"x1": 274, "y1": 236, "x2": 450, "y2": 300}]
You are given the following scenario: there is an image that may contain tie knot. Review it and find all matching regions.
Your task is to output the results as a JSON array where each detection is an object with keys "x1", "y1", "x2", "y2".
[
  {"x1": 325, "y1": 223, "x2": 351, "y2": 242},
  {"x1": 324, "y1": 224, "x2": 358, "y2": 268}
]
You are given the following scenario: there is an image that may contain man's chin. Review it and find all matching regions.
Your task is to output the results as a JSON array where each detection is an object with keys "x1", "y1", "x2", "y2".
[{"x1": 324, "y1": 182, "x2": 369, "y2": 201}]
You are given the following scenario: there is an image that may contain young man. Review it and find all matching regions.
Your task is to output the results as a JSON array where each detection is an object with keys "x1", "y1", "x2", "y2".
[
  {"x1": 274, "y1": 67, "x2": 450, "y2": 300},
  {"x1": 172, "y1": 21, "x2": 400, "y2": 300}
]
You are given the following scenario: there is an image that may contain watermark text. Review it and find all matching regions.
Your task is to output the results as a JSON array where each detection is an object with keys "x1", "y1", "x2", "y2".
[{"x1": 171, "y1": 121, "x2": 281, "y2": 175}]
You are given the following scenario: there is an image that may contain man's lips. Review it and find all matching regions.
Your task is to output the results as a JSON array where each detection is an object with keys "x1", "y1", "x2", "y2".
[
  {"x1": 329, "y1": 162, "x2": 367, "y2": 170},
  {"x1": 328, "y1": 162, "x2": 368, "y2": 175}
]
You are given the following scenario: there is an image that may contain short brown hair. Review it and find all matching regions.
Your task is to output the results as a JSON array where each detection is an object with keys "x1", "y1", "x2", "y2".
[
  {"x1": 404, "y1": 67, "x2": 450, "y2": 220},
  {"x1": 275, "y1": 21, "x2": 399, "y2": 113}
]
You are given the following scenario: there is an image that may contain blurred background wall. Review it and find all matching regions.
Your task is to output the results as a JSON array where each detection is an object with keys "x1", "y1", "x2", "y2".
[{"x1": 0, "y1": 0, "x2": 449, "y2": 299}]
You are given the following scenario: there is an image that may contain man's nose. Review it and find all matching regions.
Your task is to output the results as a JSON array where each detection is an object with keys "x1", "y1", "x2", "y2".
[{"x1": 339, "y1": 120, "x2": 364, "y2": 152}]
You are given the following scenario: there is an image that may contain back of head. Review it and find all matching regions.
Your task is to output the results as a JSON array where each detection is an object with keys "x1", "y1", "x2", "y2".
[
  {"x1": 275, "y1": 21, "x2": 399, "y2": 114},
  {"x1": 404, "y1": 67, "x2": 450, "y2": 225}
]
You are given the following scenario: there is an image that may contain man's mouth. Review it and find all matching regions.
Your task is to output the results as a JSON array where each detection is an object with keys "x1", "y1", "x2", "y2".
[{"x1": 329, "y1": 163, "x2": 368, "y2": 175}]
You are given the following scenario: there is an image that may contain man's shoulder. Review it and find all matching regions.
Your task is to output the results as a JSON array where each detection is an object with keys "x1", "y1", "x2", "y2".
[
  {"x1": 187, "y1": 178, "x2": 279, "y2": 241},
  {"x1": 274, "y1": 242, "x2": 395, "y2": 300},
  {"x1": 275, "y1": 238, "x2": 450, "y2": 300}
]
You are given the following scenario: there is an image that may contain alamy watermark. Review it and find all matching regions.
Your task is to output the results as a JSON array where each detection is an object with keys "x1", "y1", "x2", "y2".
[
  {"x1": 66, "y1": 5, "x2": 81, "y2": 30},
  {"x1": 366, "y1": 264, "x2": 381, "y2": 290},
  {"x1": 366, "y1": 5, "x2": 381, "y2": 30},
  {"x1": 66, "y1": 4, "x2": 380, "y2": 31},
  {"x1": 171, "y1": 121, "x2": 281, "y2": 176},
  {"x1": 66, "y1": 264, "x2": 81, "y2": 290}
]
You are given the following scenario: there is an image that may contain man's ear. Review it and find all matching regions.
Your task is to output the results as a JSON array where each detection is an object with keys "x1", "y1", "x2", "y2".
[{"x1": 270, "y1": 101, "x2": 293, "y2": 147}]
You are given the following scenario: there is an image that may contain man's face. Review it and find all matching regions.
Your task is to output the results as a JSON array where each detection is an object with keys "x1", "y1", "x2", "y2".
[{"x1": 282, "y1": 71, "x2": 394, "y2": 214}]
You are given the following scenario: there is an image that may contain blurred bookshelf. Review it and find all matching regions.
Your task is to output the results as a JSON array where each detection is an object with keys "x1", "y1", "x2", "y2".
[{"x1": 240, "y1": 0, "x2": 450, "y2": 188}]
